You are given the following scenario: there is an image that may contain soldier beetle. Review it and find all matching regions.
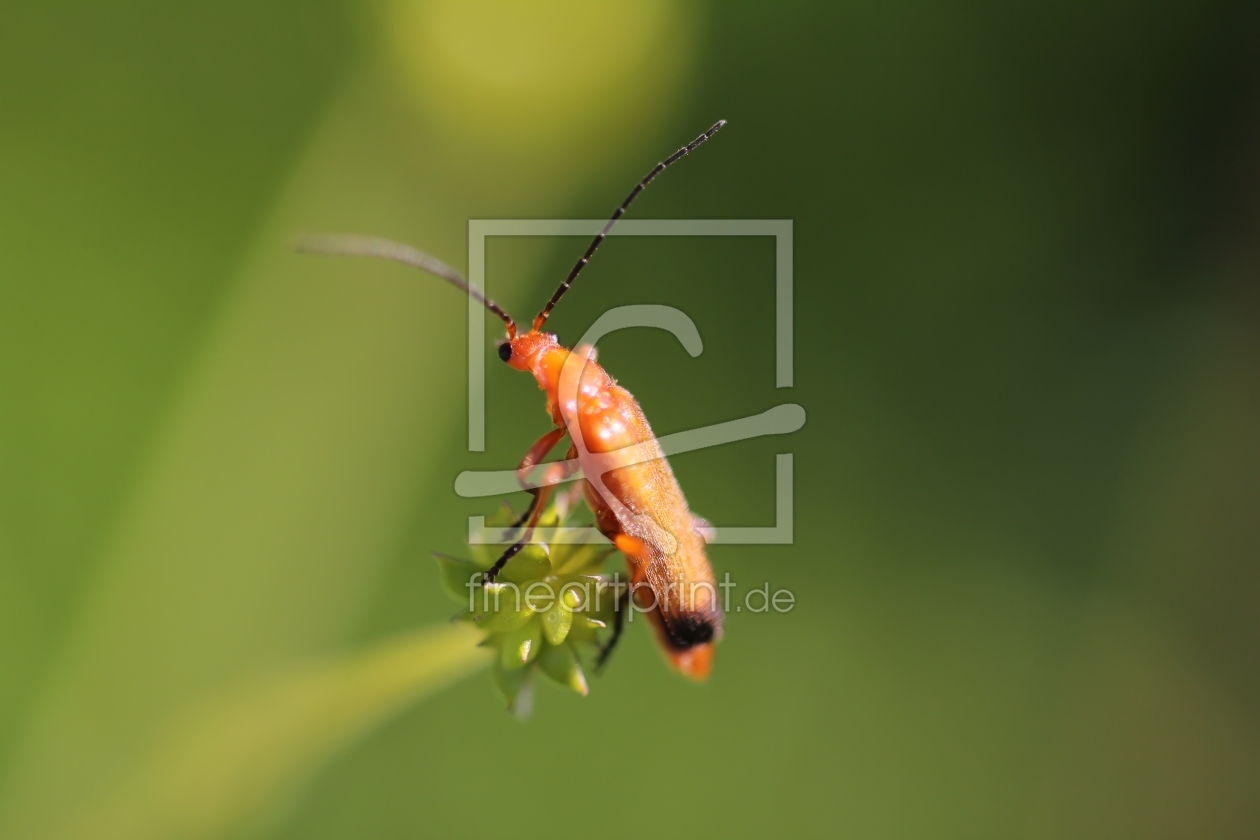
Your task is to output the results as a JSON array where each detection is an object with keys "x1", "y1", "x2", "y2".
[{"x1": 301, "y1": 121, "x2": 727, "y2": 679}]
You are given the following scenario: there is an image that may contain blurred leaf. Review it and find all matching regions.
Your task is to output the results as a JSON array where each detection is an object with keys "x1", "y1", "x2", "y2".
[
  {"x1": 54, "y1": 624, "x2": 487, "y2": 840},
  {"x1": 434, "y1": 552, "x2": 486, "y2": 601}
]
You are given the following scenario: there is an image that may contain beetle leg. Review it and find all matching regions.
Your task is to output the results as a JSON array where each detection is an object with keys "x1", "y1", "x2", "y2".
[
  {"x1": 486, "y1": 488, "x2": 554, "y2": 585},
  {"x1": 504, "y1": 427, "x2": 568, "y2": 535},
  {"x1": 485, "y1": 432, "x2": 576, "y2": 585}
]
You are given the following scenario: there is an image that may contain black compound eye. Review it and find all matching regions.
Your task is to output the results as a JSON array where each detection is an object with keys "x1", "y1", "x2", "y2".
[{"x1": 497, "y1": 343, "x2": 513, "y2": 363}]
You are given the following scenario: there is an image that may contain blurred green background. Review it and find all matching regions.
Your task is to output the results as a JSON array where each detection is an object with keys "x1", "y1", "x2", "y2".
[{"x1": 3, "y1": 1, "x2": 1259, "y2": 837}]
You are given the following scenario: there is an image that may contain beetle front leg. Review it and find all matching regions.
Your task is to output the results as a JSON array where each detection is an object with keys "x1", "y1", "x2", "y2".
[
  {"x1": 485, "y1": 429, "x2": 574, "y2": 585},
  {"x1": 503, "y1": 427, "x2": 568, "y2": 535}
]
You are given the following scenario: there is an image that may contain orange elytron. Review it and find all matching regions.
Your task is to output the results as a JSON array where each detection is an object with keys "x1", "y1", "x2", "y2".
[{"x1": 301, "y1": 121, "x2": 727, "y2": 679}]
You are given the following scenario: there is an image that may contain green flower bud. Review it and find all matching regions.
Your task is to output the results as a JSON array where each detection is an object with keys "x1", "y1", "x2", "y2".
[
  {"x1": 491, "y1": 658, "x2": 534, "y2": 719},
  {"x1": 433, "y1": 493, "x2": 620, "y2": 716},
  {"x1": 538, "y1": 641, "x2": 588, "y2": 696},
  {"x1": 540, "y1": 601, "x2": 573, "y2": 646},
  {"x1": 498, "y1": 543, "x2": 551, "y2": 584},
  {"x1": 500, "y1": 621, "x2": 543, "y2": 670}
]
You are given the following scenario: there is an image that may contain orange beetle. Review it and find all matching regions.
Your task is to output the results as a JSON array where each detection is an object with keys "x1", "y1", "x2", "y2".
[{"x1": 301, "y1": 121, "x2": 726, "y2": 679}]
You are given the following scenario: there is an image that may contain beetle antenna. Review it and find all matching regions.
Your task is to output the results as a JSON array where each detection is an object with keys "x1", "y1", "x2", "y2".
[
  {"x1": 296, "y1": 233, "x2": 517, "y2": 337},
  {"x1": 532, "y1": 119, "x2": 727, "y2": 331}
]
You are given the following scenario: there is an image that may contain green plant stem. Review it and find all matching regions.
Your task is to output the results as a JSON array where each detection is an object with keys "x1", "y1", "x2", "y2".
[{"x1": 48, "y1": 624, "x2": 487, "y2": 840}]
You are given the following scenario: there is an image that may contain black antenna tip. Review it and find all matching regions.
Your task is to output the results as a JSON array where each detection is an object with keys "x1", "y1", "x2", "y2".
[{"x1": 532, "y1": 119, "x2": 729, "y2": 329}]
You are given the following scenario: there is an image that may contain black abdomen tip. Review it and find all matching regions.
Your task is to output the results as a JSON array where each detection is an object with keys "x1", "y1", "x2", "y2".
[{"x1": 665, "y1": 611, "x2": 721, "y2": 648}]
